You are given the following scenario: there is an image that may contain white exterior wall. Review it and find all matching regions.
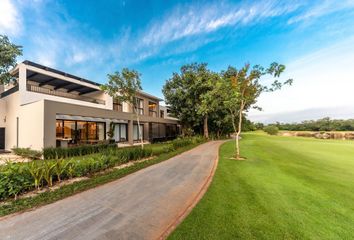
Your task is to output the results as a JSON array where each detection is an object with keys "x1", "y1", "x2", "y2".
[
  {"x1": 18, "y1": 100, "x2": 44, "y2": 150},
  {"x1": 3, "y1": 92, "x2": 20, "y2": 150}
]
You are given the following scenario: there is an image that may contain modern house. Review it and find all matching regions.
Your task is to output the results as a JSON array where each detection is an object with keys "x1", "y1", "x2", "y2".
[{"x1": 0, "y1": 61, "x2": 179, "y2": 151}]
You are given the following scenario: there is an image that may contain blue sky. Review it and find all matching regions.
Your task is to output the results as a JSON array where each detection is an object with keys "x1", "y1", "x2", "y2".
[{"x1": 1, "y1": 0, "x2": 354, "y2": 123}]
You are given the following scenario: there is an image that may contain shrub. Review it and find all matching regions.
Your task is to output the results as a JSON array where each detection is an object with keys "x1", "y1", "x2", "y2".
[
  {"x1": 264, "y1": 126, "x2": 279, "y2": 135},
  {"x1": 12, "y1": 147, "x2": 42, "y2": 160},
  {"x1": 171, "y1": 136, "x2": 205, "y2": 150},
  {"x1": 43, "y1": 143, "x2": 117, "y2": 160},
  {"x1": 0, "y1": 162, "x2": 32, "y2": 200}
]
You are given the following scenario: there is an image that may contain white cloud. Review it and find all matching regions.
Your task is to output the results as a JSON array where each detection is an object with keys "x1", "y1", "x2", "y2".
[
  {"x1": 0, "y1": 0, "x2": 22, "y2": 36},
  {"x1": 141, "y1": 1, "x2": 299, "y2": 47},
  {"x1": 288, "y1": 0, "x2": 354, "y2": 24},
  {"x1": 248, "y1": 37, "x2": 354, "y2": 123}
]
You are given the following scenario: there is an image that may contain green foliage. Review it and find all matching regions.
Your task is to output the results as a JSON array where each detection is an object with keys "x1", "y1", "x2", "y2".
[
  {"x1": 0, "y1": 142, "x2": 202, "y2": 217},
  {"x1": 163, "y1": 63, "x2": 225, "y2": 137},
  {"x1": 263, "y1": 125, "x2": 279, "y2": 135},
  {"x1": 43, "y1": 143, "x2": 117, "y2": 159},
  {"x1": 100, "y1": 68, "x2": 142, "y2": 105},
  {"x1": 11, "y1": 147, "x2": 42, "y2": 160},
  {"x1": 107, "y1": 121, "x2": 116, "y2": 140},
  {"x1": 27, "y1": 161, "x2": 44, "y2": 190},
  {"x1": 0, "y1": 35, "x2": 23, "y2": 84},
  {"x1": 273, "y1": 117, "x2": 354, "y2": 131},
  {"x1": 42, "y1": 161, "x2": 56, "y2": 187},
  {"x1": 0, "y1": 162, "x2": 32, "y2": 200},
  {"x1": 0, "y1": 138, "x2": 200, "y2": 201}
]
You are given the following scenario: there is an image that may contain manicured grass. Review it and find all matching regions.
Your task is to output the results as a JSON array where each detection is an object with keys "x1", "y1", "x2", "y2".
[
  {"x1": 0, "y1": 142, "x2": 203, "y2": 217},
  {"x1": 169, "y1": 133, "x2": 354, "y2": 239}
]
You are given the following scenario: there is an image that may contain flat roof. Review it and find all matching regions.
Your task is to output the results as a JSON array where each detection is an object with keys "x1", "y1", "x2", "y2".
[{"x1": 22, "y1": 60, "x2": 163, "y2": 101}]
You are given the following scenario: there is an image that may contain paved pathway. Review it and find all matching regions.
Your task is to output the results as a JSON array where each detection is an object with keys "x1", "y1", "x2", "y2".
[{"x1": 0, "y1": 141, "x2": 223, "y2": 240}]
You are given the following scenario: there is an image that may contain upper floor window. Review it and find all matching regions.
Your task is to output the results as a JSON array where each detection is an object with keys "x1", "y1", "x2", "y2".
[
  {"x1": 160, "y1": 110, "x2": 164, "y2": 118},
  {"x1": 134, "y1": 97, "x2": 144, "y2": 115},
  {"x1": 113, "y1": 99, "x2": 122, "y2": 112},
  {"x1": 149, "y1": 101, "x2": 157, "y2": 117}
]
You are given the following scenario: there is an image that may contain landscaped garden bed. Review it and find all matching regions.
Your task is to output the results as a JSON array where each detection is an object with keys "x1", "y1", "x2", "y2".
[{"x1": 0, "y1": 136, "x2": 205, "y2": 217}]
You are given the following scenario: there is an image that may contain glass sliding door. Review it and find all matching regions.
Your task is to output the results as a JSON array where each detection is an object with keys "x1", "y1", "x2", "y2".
[
  {"x1": 97, "y1": 122, "x2": 105, "y2": 141},
  {"x1": 87, "y1": 122, "x2": 97, "y2": 140},
  {"x1": 63, "y1": 121, "x2": 76, "y2": 140},
  {"x1": 113, "y1": 123, "x2": 128, "y2": 142},
  {"x1": 120, "y1": 124, "x2": 127, "y2": 141},
  {"x1": 133, "y1": 124, "x2": 143, "y2": 141},
  {"x1": 56, "y1": 119, "x2": 106, "y2": 146}
]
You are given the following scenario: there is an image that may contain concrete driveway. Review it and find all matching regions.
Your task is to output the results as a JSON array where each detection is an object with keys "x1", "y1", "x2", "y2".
[{"x1": 0, "y1": 141, "x2": 223, "y2": 240}]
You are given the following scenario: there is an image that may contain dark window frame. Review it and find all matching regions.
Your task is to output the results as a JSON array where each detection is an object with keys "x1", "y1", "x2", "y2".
[{"x1": 56, "y1": 119, "x2": 106, "y2": 144}]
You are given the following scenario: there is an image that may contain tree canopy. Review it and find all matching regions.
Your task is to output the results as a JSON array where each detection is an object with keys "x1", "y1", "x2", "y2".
[
  {"x1": 163, "y1": 62, "x2": 292, "y2": 158},
  {"x1": 0, "y1": 35, "x2": 22, "y2": 85}
]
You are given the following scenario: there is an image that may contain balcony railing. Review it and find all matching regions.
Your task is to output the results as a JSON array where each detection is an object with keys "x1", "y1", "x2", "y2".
[{"x1": 27, "y1": 84, "x2": 105, "y2": 105}]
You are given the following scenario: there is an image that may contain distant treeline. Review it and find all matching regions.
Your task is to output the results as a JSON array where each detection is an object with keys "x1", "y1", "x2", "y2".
[{"x1": 270, "y1": 117, "x2": 354, "y2": 131}]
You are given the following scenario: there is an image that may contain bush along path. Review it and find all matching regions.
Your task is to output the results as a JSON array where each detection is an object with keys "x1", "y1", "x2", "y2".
[
  {"x1": 0, "y1": 137, "x2": 204, "y2": 216},
  {"x1": 0, "y1": 141, "x2": 223, "y2": 240}
]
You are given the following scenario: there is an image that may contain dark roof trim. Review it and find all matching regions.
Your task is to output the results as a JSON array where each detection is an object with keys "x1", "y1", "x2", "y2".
[
  {"x1": 0, "y1": 85, "x2": 19, "y2": 99},
  {"x1": 23, "y1": 60, "x2": 101, "y2": 87},
  {"x1": 22, "y1": 60, "x2": 164, "y2": 101}
]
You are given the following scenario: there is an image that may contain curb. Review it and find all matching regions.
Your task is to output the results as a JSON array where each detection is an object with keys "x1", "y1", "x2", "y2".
[{"x1": 157, "y1": 141, "x2": 223, "y2": 239}]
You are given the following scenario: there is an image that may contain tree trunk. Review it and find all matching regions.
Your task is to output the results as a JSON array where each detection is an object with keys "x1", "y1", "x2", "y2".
[
  {"x1": 235, "y1": 102, "x2": 244, "y2": 159},
  {"x1": 136, "y1": 113, "x2": 144, "y2": 149},
  {"x1": 203, "y1": 115, "x2": 209, "y2": 139},
  {"x1": 133, "y1": 104, "x2": 144, "y2": 149}
]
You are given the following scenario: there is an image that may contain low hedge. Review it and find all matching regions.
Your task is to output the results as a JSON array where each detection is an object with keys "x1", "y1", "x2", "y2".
[
  {"x1": 0, "y1": 146, "x2": 153, "y2": 200},
  {"x1": 11, "y1": 148, "x2": 42, "y2": 160},
  {"x1": 43, "y1": 143, "x2": 117, "y2": 160}
]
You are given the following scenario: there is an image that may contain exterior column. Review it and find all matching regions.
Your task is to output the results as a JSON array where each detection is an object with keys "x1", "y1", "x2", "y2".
[{"x1": 128, "y1": 120, "x2": 133, "y2": 145}]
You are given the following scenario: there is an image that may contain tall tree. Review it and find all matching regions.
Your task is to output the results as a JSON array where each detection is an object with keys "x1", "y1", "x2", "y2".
[
  {"x1": 100, "y1": 68, "x2": 144, "y2": 148},
  {"x1": 0, "y1": 35, "x2": 22, "y2": 85},
  {"x1": 163, "y1": 63, "x2": 218, "y2": 138},
  {"x1": 222, "y1": 63, "x2": 292, "y2": 159}
]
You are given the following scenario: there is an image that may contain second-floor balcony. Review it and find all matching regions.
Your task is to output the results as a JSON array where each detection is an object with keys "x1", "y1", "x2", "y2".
[
  {"x1": 25, "y1": 66, "x2": 105, "y2": 105},
  {"x1": 27, "y1": 83, "x2": 105, "y2": 105}
]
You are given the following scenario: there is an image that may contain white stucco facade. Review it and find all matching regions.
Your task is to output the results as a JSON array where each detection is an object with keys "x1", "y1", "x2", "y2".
[{"x1": 0, "y1": 61, "x2": 179, "y2": 151}]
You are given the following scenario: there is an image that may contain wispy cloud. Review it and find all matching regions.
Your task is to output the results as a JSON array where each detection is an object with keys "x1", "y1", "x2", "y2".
[
  {"x1": 141, "y1": 1, "x2": 299, "y2": 47},
  {"x1": 288, "y1": 0, "x2": 354, "y2": 24},
  {"x1": 6, "y1": 0, "x2": 354, "y2": 73},
  {"x1": 0, "y1": 0, "x2": 22, "y2": 36}
]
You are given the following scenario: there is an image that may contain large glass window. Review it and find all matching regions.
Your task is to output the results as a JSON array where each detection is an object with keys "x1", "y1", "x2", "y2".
[
  {"x1": 97, "y1": 123, "x2": 105, "y2": 140},
  {"x1": 113, "y1": 99, "x2": 122, "y2": 112},
  {"x1": 134, "y1": 98, "x2": 144, "y2": 115},
  {"x1": 160, "y1": 110, "x2": 164, "y2": 118},
  {"x1": 148, "y1": 101, "x2": 157, "y2": 117},
  {"x1": 133, "y1": 124, "x2": 143, "y2": 141},
  {"x1": 64, "y1": 121, "x2": 76, "y2": 139},
  {"x1": 56, "y1": 120, "x2": 64, "y2": 138},
  {"x1": 113, "y1": 123, "x2": 128, "y2": 142},
  {"x1": 56, "y1": 119, "x2": 106, "y2": 144},
  {"x1": 87, "y1": 122, "x2": 97, "y2": 140},
  {"x1": 76, "y1": 121, "x2": 86, "y2": 142}
]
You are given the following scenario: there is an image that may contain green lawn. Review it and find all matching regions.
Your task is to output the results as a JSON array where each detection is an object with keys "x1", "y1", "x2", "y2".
[{"x1": 169, "y1": 133, "x2": 354, "y2": 239}]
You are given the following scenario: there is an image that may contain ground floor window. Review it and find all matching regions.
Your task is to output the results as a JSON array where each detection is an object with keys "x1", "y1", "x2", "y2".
[
  {"x1": 56, "y1": 119, "x2": 106, "y2": 145},
  {"x1": 114, "y1": 123, "x2": 128, "y2": 142},
  {"x1": 133, "y1": 124, "x2": 144, "y2": 141}
]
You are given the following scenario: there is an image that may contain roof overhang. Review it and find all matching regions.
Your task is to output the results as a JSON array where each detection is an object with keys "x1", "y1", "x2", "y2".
[{"x1": 26, "y1": 69, "x2": 100, "y2": 95}]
